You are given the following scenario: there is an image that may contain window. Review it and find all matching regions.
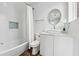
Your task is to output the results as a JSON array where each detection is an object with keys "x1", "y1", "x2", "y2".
[
  {"x1": 68, "y1": 2, "x2": 77, "y2": 22},
  {"x1": 9, "y1": 21, "x2": 19, "y2": 29}
]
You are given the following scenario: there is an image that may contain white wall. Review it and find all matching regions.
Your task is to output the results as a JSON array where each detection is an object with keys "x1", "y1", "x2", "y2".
[
  {"x1": 68, "y1": 2, "x2": 79, "y2": 56},
  {"x1": 32, "y1": 2, "x2": 68, "y2": 33},
  {"x1": 0, "y1": 3, "x2": 27, "y2": 46},
  {"x1": 68, "y1": 19, "x2": 79, "y2": 56},
  {"x1": 13, "y1": 3, "x2": 29, "y2": 43}
]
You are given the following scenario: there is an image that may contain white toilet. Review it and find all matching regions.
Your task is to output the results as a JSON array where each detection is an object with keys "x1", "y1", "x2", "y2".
[{"x1": 30, "y1": 33, "x2": 40, "y2": 55}]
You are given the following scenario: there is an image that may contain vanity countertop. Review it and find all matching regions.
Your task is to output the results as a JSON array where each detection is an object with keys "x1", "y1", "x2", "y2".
[{"x1": 40, "y1": 31, "x2": 74, "y2": 39}]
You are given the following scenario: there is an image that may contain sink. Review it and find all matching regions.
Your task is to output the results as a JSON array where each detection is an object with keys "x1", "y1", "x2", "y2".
[
  {"x1": 46, "y1": 30, "x2": 61, "y2": 34},
  {"x1": 41, "y1": 30, "x2": 63, "y2": 35},
  {"x1": 40, "y1": 30, "x2": 71, "y2": 38}
]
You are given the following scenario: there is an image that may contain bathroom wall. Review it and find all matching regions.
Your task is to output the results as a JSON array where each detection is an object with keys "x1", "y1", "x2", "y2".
[
  {"x1": 32, "y1": 2, "x2": 68, "y2": 33},
  {"x1": 0, "y1": 3, "x2": 27, "y2": 46},
  {"x1": 68, "y1": 2, "x2": 79, "y2": 56},
  {"x1": 68, "y1": 19, "x2": 79, "y2": 56},
  {"x1": 10, "y1": 3, "x2": 28, "y2": 43}
]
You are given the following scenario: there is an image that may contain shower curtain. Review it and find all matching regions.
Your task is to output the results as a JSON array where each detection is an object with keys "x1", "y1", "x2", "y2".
[{"x1": 26, "y1": 5, "x2": 34, "y2": 48}]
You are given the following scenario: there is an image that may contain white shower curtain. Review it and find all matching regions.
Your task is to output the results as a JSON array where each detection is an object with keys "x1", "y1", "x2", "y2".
[{"x1": 26, "y1": 5, "x2": 34, "y2": 48}]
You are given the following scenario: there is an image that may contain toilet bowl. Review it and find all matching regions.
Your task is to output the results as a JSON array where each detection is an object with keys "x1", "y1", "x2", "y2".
[
  {"x1": 30, "y1": 33, "x2": 40, "y2": 55},
  {"x1": 30, "y1": 40, "x2": 40, "y2": 47}
]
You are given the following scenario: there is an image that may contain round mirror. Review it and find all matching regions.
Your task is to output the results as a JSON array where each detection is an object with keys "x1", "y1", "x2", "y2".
[{"x1": 48, "y1": 9, "x2": 61, "y2": 26}]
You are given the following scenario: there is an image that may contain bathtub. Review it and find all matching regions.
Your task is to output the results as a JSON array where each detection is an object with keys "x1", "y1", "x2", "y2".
[{"x1": 0, "y1": 41, "x2": 29, "y2": 56}]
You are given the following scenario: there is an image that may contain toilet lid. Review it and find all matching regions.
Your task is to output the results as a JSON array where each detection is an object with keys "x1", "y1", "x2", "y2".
[{"x1": 30, "y1": 40, "x2": 40, "y2": 46}]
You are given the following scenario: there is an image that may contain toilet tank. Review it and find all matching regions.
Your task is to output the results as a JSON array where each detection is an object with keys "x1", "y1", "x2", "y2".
[{"x1": 35, "y1": 33, "x2": 40, "y2": 41}]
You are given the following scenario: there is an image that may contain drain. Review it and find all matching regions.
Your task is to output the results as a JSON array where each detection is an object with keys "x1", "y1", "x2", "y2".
[{"x1": 0, "y1": 43, "x2": 4, "y2": 45}]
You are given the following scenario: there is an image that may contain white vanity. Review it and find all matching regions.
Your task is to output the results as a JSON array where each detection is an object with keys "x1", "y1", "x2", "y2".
[
  {"x1": 39, "y1": 8, "x2": 74, "y2": 56},
  {"x1": 40, "y1": 32, "x2": 74, "y2": 56}
]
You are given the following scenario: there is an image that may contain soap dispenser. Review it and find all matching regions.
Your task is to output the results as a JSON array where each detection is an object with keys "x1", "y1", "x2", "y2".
[{"x1": 62, "y1": 23, "x2": 70, "y2": 33}]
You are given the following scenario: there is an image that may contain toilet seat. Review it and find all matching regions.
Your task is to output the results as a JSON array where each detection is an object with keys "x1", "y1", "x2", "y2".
[{"x1": 30, "y1": 40, "x2": 40, "y2": 47}]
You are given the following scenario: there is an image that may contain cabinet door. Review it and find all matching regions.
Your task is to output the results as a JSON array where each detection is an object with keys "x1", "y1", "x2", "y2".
[
  {"x1": 54, "y1": 36, "x2": 74, "y2": 56},
  {"x1": 40, "y1": 35, "x2": 54, "y2": 56}
]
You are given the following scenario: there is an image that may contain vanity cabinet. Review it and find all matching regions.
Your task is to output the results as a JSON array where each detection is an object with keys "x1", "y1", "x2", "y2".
[
  {"x1": 40, "y1": 34, "x2": 74, "y2": 56},
  {"x1": 40, "y1": 34, "x2": 54, "y2": 56}
]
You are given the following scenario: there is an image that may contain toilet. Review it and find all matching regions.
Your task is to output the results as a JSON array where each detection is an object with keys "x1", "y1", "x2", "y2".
[{"x1": 30, "y1": 33, "x2": 40, "y2": 55}]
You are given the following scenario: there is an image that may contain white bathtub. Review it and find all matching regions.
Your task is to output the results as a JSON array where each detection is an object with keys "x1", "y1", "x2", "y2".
[{"x1": 0, "y1": 41, "x2": 28, "y2": 56}]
